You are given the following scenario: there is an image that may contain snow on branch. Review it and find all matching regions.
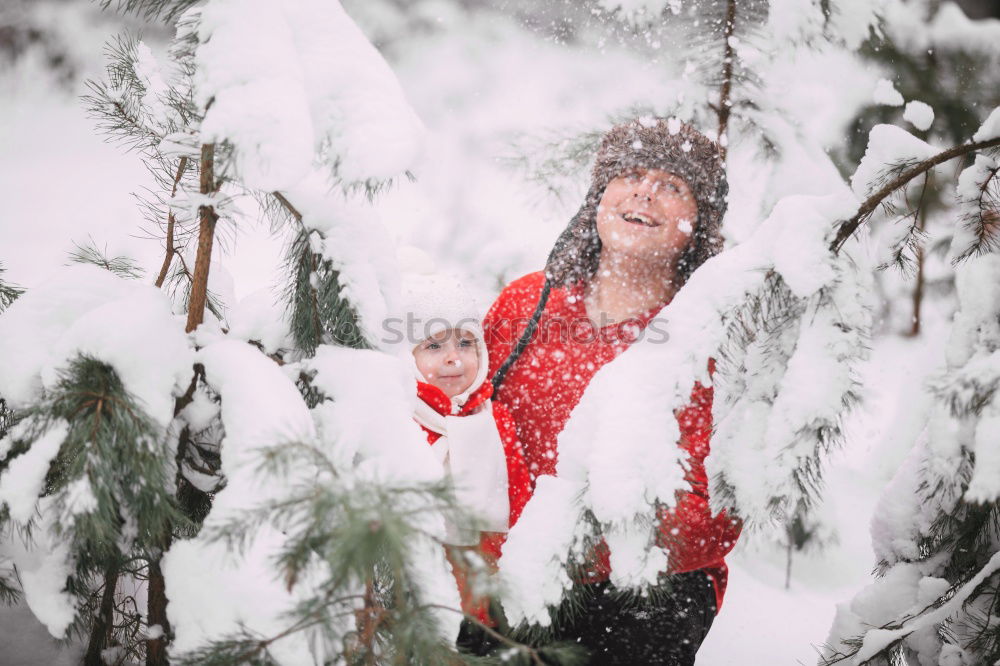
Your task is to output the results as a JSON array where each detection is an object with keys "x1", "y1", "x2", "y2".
[
  {"x1": 278, "y1": 174, "x2": 402, "y2": 354},
  {"x1": 822, "y1": 248, "x2": 1000, "y2": 664},
  {"x1": 163, "y1": 341, "x2": 471, "y2": 663},
  {"x1": 0, "y1": 265, "x2": 192, "y2": 425},
  {"x1": 831, "y1": 129, "x2": 1000, "y2": 256},
  {"x1": 951, "y1": 152, "x2": 1000, "y2": 264},
  {"x1": 500, "y1": 188, "x2": 875, "y2": 626},
  {"x1": 191, "y1": 0, "x2": 425, "y2": 192}
]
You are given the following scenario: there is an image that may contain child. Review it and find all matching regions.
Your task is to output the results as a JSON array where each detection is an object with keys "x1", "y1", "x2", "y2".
[{"x1": 399, "y1": 261, "x2": 531, "y2": 626}]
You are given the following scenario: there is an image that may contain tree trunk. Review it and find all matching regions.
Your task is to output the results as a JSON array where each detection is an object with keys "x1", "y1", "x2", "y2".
[
  {"x1": 716, "y1": 0, "x2": 737, "y2": 160},
  {"x1": 785, "y1": 532, "x2": 793, "y2": 590},
  {"x1": 185, "y1": 144, "x2": 218, "y2": 334},
  {"x1": 154, "y1": 156, "x2": 189, "y2": 289},
  {"x1": 909, "y1": 209, "x2": 927, "y2": 337},
  {"x1": 83, "y1": 563, "x2": 119, "y2": 666},
  {"x1": 144, "y1": 370, "x2": 204, "y2": 666},
  {"x1": 145, "y1": 558, "x2": 171, "y2": 666}
]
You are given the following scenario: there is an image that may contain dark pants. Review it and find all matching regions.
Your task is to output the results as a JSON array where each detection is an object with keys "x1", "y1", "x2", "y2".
[{"x1": 459, "y1": 570, "x2": 717, "y2": 666}]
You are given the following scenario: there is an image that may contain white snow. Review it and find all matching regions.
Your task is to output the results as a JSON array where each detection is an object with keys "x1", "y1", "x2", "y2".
[
  {"x1": 194, "y1": 0, "x2": 425, "y2": 189},
  {"x1": 3, "y1": 501, "x2": 79, "y2": 639},
  {"x1": 950, "y1": 152, "x2": 1000, "y2": 261},
  {"x1": 303, "y1": 345, "x2": 441, "y2": 484},
  {"x1": 56, "y1": 476, "x2": 99, "y2": 528},
  {"x1": 0, "y1": 265, "x2": 193, "y2": 428},
  {"x1": 281, "y1": 172, "x2": 403, "y2": 350},
  {"x1": 132, "y1": 41, "x2": 171, "y2": 132},
  {"x1": 967, "y1": 395, "x2": 1000, "y2": 503},
  {"x1": 0, "y1": 422, "x2": 68, "y2": 524},
  {"x1": 827, "y1": 0, "x2": 886, "y2": 49},
  {"x1": 869, "y1": 436, "x2": 927, "y2": 564},
  {"x1": 903, "y1": 100, "x2": 934, "y2": 132},
  {"x1": 925, "y1": 2, "x2": 1000, "y2": 53},
  {"x1": 164, "y1": 339, "x2": 318, "y2": 661},
  {"x1": 225, "y1": 288, "x2": 292, "y2": 355},
  {"x1": 497, "y1": 475, "x2": 585, "y2": 626},
  {"x1": 854, "y1": 551, "x2": 1000, "y2": 663},
  {"x1": 766, "y1": 0, "x2": 826, "y2": 44},
  {"x1": 851, "y1": 124, "x2": 937, "y2": 200},
  {"x1": 872, "y1": 78, "x2": 904, "y2": 107},
  {"x1": 973, "y1": 106, "x2": 1000, "y2": 143},
  {"x1": 195, "y1": 339, "x2": 316, "y2": 517}
]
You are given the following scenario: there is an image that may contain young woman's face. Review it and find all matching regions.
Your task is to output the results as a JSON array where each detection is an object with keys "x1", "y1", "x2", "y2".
[
  {"x1": 595, "y1": 168, "x2": 698, "y2": 264},
  {"x1": 412, "y1": 328, "x2": 480, "y2": 398}
]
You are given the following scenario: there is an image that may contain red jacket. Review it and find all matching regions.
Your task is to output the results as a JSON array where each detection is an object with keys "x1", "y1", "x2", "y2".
[
  {"x1": 416, "y1": 378, "x2": 532, "y2": 623},
  {"x1": 483, "y1": 271, "x2": 742, "y2": 611}
]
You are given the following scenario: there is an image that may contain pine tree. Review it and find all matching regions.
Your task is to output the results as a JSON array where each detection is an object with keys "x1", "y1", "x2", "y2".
[
  {"x1": 0, "y1": 1, "x2": 573, "y2": 664},
  {"x1": 819, "y1": 53, "x2": 1000, "y2": 666},
  {"x1": 834, "y1": 0, "x2": 1000, "y2": 337}
]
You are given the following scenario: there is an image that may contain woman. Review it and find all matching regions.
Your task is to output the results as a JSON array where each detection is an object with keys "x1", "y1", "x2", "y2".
[{"x1": 481, "y1": 118, "x2": 742, "y2": 665}]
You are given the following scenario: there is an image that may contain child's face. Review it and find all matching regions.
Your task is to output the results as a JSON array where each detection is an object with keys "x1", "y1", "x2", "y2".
[{"x1": 413, "y1": 328, "x2": 479, "y2": 398}]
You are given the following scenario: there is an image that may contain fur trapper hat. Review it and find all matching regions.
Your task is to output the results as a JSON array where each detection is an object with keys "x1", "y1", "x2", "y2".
[{"x1": 544, "y1": 117, "x2": 728, "y2": 288}]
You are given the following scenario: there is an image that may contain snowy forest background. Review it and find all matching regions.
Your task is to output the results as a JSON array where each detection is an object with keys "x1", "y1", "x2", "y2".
[{"x1": 1, "y1": 0, "x2": 999, "y2": 664}]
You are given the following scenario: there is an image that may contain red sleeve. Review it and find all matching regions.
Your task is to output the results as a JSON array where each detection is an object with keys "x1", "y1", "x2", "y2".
[{"x1": 656, "y1": 361, "x2": 743, "y2": 573}]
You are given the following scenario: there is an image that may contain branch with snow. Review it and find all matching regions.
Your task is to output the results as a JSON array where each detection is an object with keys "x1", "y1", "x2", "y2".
[
  {"x1": 500, "y1": 188, "x2": 875, "y2": 626},
  {"x1": 831, "y1": 124, "x2": 1000, "y2": 255},
  {"x1": 822, "y1": 250, "x2": 1000, "y2": 665},
  {"x1": 191, "y1": 0, "x2": 425, "y2": 193}
]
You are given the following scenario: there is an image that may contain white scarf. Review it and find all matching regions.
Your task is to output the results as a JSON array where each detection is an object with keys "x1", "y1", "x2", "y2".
[{"x1": 414, "y1": 394, "x2": 511, "y2": 546}]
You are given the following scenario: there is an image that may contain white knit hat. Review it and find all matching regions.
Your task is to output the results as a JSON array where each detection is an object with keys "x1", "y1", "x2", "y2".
[{"x1": 391, "y1": 247, "x2": 489, "y2": 414}]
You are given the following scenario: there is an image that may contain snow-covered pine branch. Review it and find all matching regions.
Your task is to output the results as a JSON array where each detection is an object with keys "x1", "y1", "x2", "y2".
[
  {"x1": 952, "y1": 109, "x2": 1000, "y2": 264},
  {"x1": 0, "y1": 0, "x2": 527, "y2": 663},
  {"x1": 499, "y1": 185, "x2": 875, "y2": 626},
  {"x1": 0, "y1": 262, "x2": 23, "y2": 314},
  {"x1": 0, "y1": 265, "x2": 193, "y2": 641},
  {"x1": 99, "y1": 0, "x2": 201, "y2": 23},
  {"x1": 820, "y1": 108, "x2": 1000, "y2": 666}
]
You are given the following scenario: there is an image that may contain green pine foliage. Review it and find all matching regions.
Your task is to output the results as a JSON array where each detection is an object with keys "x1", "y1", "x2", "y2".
[
  {"x1": 67, "y1": 237, "x2": 145, "y2": 280},
  {"x1": 0, "y1": 356, "x2": 190, "y2": 651},
  {"x1": 98, "y1": 0, "x2": 201, "y2": 23},
  {"x1": 28, "y1": 357, "x2": 187, "y2": 551},
  {"x1": 172, "y1": 435, "x2": 554, "y2": 665},
  {"x1": 0, "y1": 262, "x2": 23, "y2": 313},
  {"x1": 284, "y1": 224, "x2": 370, "y2": 354},
  {"x1": 82, "y1": 29, "x2": 230, "y2": 323},
  {"x1": 0, "y1": 264, "x2": 22, "y2": 445}
]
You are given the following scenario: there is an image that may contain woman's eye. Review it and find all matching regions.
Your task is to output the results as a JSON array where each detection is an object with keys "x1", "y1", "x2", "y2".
[
  {"x1": 460, "y1": 339, "x2": 475, "y2": 347},
  {"x1": 427, "y1": 343, "x2": 440, "y2": 350}
]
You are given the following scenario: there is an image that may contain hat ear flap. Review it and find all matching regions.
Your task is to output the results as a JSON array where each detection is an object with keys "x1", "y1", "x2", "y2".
[{"x1": 544, "y1": 183, "x2": 604, "y2": 287}]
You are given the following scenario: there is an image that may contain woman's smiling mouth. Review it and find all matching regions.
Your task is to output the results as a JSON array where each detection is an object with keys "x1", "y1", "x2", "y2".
[{"x1": 621, "y1": 211, "x2": 660, "y2": 227}]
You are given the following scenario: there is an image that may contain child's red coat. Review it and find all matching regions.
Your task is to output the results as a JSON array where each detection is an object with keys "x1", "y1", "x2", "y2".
[{"x1": 416, "y1": 379, "x2": 532, "y2": 624}]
